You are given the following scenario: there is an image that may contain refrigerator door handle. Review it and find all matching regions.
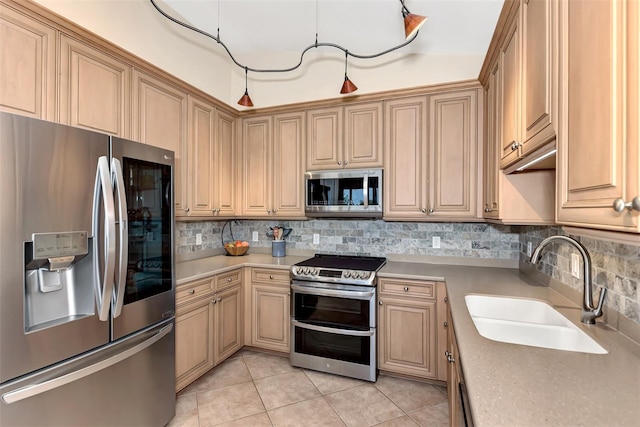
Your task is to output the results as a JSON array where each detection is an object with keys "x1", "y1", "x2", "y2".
[
  {"x1": 111, "y1": 158, "x2": 128, "y2": 318},
  {"x1": 1, "y1": 323, "x2": 173, "y2": 404},
  {"x1": 92, "y1": 156, "x2": 116, "y2": 321}
]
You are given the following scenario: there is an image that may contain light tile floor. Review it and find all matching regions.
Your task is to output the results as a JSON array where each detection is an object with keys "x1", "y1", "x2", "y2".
[{"x1": 169, "y1": 350, "x2": 449, "y2": 427}]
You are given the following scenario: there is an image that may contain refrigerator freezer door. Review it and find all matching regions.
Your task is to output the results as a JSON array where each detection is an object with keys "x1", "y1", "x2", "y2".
[
  {"x1": 0, "y1": 319, "x2": 176, "y2": 426},
  {"x1": 0, "y1": 113, "x2": 111, "y2": 384},
  {"x1": 110, "y1": 137, "x2": 175, "y2": 340}
]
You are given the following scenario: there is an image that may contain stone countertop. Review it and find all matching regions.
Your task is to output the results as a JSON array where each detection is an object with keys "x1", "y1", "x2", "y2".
[
  {"x1": 380, "y1": 262, "x2": 640, "y2": 427},
  {"x1": 176, "y1": 255, "x2": 640, "y2": 426}
]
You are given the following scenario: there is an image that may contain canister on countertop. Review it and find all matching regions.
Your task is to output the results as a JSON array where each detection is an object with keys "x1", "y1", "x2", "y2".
[{"x1": 272, "y1": 240, "x2": 286, "y2": 257}]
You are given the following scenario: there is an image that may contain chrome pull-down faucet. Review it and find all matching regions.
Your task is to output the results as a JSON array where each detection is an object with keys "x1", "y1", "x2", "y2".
[{"x1": 529, "y1": 235, "x2": 606, "y2": 324}]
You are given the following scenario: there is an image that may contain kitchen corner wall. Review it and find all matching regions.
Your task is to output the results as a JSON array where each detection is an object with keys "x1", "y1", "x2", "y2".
[
  {"x1": 176, "y1": 219, "x2": 520, "y2": 260},
  {"x1": 519, "y1": 227, "x2": 640, "y2": 328}
]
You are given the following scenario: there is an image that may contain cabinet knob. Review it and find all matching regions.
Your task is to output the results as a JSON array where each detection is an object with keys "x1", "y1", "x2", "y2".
[
  {"x1": 337, "y1": 161, "x2": 342, "y2": 166},
  {"x1": 443, "y1": 321, "x2": 448, "y2": 328},
  {"x1": 403, "y1": 286, "x2": 409, "y2": 292},
  {"x1": 287, "y1": 292, "x2": 291, "y2": 296},
  {"x1": 421, "y1": 208, "x2": 427, "y2": 213},
  {"x1": 185, "y1": 207, "x2": 190, "y2": 213},
  {"x1": 267, "y1": 209, "x2": 271, "y2": 214},
  {"x1": 272, "y1": 209, "x2": 277, "y2": 213},
  {"x1": 217, "y1": 297, "x2": 222, "y2": 302},
  {"x1": 444, "y1": 296, "x2": 448, "y2": 303},
  {"x1": 510, "y1": 141, "x2": 520, "y2": 151},
  {"x1": 227, "y1": 277, "x2": 232, "y2": 282},
  {"x1": 189, "y1": 289, "x2": 195, "y2": 295},
  {"x1": 445, "y1": 351, "x2": 455, "y2": 363},
  {"x1": 269, "y1": 275, "x2": 273, "y2": 279},
  {"x1": 212, "y1": 299, "x2": 217, "y2": 304},
  {"x1": 344, "y1": 161, "x2": 349, "y2": 166},
  {"x1": 378, "y1": 301, "x2": 383, "y2": 305},
  {"x1": 613, "y1": 197, "x2": 640, "y2": 212},
  {"x1": 429, "y1": 208, "x2": 434, "y2": 213}
]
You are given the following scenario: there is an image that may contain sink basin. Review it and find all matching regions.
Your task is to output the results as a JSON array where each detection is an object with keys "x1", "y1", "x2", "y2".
[{"x1": 464, "y1": 295, "x2": 607, "y2": 354}]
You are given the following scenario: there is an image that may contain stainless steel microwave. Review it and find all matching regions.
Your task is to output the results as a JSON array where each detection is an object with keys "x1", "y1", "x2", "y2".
[{"x1": 305, "y1": 169, "x2": 383, "y2": 218}]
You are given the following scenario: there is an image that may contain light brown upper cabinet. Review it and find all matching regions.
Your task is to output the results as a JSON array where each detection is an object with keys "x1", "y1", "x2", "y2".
[
  {"x1": 186, "y1": 97, "x2": 236, "y2": 218},
  {"x1": 241, "y1": 112, "x2": 305, "y2": 218},
  {"x1": 132, "y1": 69, "x2": 188, "y2": 216},
  {"x1": 59, "y1": 35, "x2": 131, "y2": 137},
  {"x1": 384, "y1": 89, "x2": 482, "y2": 221},
  {"x1": 499, "y1": 0, "x2": 556, "y2": 170},
  {"x1": 306, "y1": 102, "x2": 383, "y2": 170},
  {"x1": 0, "y1": 3, "x2": 56, "y2": 120},
  {"x1": 556, "y1": 0, "x2": 640, "y2": 235}
]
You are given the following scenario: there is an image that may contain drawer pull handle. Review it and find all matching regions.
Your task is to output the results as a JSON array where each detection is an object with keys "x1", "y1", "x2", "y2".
[
  {"x1": 403, "y1": 286, "x2": 409, "y2": 292},
  {"x1": 189, "y1": 289, "x2": 195, "y2": 295}
]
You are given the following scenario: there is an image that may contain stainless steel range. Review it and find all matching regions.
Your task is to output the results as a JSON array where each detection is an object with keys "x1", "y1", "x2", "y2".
[{"x1": 290, "y1": 254, "x2": 386, "y2": 382}]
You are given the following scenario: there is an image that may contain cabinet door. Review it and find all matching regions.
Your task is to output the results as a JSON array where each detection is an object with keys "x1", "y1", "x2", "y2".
[
  {"x1": 215, "y1": 110, "x2": 236, "y2": 216},
  {"x1": 132, "y1": 70, "x2": 188, "y2": 215},
  {"x1": 0, "y1": 4, "x2": 56, "y2": 120},
  {"x1": 187, "y1": 96, "x2": 216, "y2": 216},
  {"x1": 175, "y1": 298, "x2": 215, "y2": 392},
  {"x1": 306, "y1": 106, "x2": 343, "y2": 170},
  {"x1": 520, "y1": 0, "x2": 555, "y2": 154},
  {"x1": 383, "y1": 97, "x2": 428, "y2": 219},
  {"x1": 344, "y1": 102, "x2": 383, "y2": 168},
  {"x1": 59, "y1": 35, "x2": 131, "y2": 137},
  {"x1": 378, "y1": 296, "x2": 436, "y2": 378},
  {"x1": 484, "y1": 61, "x2": 501, "y2": 219},
  {"x1": 428, "y1": 90, "x2": 480, "y2": 219},
  {"x1": 446, "y1": 308, "x2": 462, "y2": 427},
  {"x1": 557, "y1": 0, "x2": 638, "y2": 232},
  {"x1": 251, "y1": 284, "x2": 290, "y2": 353},
  {"x1": 214, "y1": 285, "x2": 243, "y2": 365},
  {"x1": 273, "y1": 112, "x2": 305, "y2": 217},
  {"x1": 499, "y1": 9, "x2": 522, "y2": 168},
  {"x1": 241, "y1": 115, "x2": 272, "y2": 216}
]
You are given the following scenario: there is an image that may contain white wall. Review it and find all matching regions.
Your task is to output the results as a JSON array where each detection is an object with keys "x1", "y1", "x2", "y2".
[{"x1": 34, "y1": 0, "x2": 483, "y2": 109}]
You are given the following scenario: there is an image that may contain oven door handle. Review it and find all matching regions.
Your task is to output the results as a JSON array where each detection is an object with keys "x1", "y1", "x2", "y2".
[
  {"x1": 290, "y1": 284, "x2": 375, "y2": 300},
  {"x1": 291, "y1": 320, "x2": 375, "y2": 337}
]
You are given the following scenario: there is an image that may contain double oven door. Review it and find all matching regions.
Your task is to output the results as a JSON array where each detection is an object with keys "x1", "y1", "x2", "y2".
[{"x1": 290, "y1": 280, "x2": 377, "y2": 381}]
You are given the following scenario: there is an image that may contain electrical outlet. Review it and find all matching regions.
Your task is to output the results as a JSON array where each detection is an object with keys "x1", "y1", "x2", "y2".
[
  {"x1": 571, "y1": 253, "x2": 580, "y2": 278},
  {"x1": 432, "y1": 236, "x2": 441, "y2": 249},
  {"x1": 527, "y1": 241, "x2": 533, "y2": 257},
  {"x1": 313, "y1": 233, "x2": 320, "y2": 244},
  {"x1": 195, "y1": 233, "x2": 202, "y2": 245},
  {"x1": 252, "y1": 231, "x2": 259, "y2": 242}
]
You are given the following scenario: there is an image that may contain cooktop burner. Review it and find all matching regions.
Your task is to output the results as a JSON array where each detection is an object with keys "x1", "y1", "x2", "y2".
[
  {"x1": 295, "y1": 254, "x2": 387, "y2": 271},
  {"x1": 291, "y1": 254, "x2": 387, "y2": 286}
]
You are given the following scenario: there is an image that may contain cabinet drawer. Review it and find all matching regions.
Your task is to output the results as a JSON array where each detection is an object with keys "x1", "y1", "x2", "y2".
[
  {"x1": 176, "y1": 279, "x2": 213, "y2": 305},
  {"x1": 378, "y1": 278, "x2": 436, "y2": 299},
  {"x1": 251, "y1": 268, "x2": 290, "y2": 286},
  {"x1": 214, "y1": 269, "x2": 243, "y2": 291}
]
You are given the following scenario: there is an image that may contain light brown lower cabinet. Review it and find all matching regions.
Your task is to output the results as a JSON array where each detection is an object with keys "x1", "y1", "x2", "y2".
[
  {"x1": 447, "y1": 306, "x2": 465, "y2": 427},
  {"x1": 378, "y1": 278, "x2": 447, "y2": 380},
  {"x1": 175, "y1": 270, "x2": 243, "y2": 392},
  {"x1": 250, "y1": 268, "x2": 291, "y2": 353}
]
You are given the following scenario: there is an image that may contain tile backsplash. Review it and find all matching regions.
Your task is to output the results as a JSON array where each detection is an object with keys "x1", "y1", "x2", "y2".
[
  {"x1": 520, "y1": 226, "x2": 640, "y2": 327},
  {"x1": 176, "y1": 219, "x2": 520, "y2": 260}
]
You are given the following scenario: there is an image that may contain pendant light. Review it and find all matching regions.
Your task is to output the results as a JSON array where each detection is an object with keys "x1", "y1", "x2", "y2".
[
  {"x1": 340, "y1": 51, "x2": 358, "y2": 94},
  {"x1": 400, "y1": 0, "x2": 428, "y2": 40},
  {"x1": 237, "y1": 67, "x2": 254, "y2": 107}
]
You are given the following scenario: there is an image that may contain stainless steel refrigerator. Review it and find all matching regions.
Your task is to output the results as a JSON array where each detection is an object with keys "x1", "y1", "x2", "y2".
[{"x1": 0, "y1": 112, "x2": 176, "y2": 426}]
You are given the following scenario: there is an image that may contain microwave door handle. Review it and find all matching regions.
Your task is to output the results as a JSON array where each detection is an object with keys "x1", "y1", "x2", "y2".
[
  {"x1": 291, "y1": 320, "x2": 374, "y2": 337},
  {"x1": 290, "y1": 283, "x2": 375, "y2": 300},
  {"x1": 363, "y1": 175, "x2": 368, "y2": 208},
  {"x1": 92, "y1": 156, "x2": 116, "y2": 321},
  {"x1": 110, "y1": 158, "x2": 127, "y2": 318}
]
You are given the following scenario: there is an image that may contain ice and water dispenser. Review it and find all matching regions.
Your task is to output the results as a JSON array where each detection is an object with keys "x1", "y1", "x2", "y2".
[{"x1": 24, "y1": 231, "x2": 95, "y2": 332}]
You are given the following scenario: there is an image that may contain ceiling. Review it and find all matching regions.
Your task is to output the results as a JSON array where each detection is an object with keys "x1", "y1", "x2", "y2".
[{"x1": 160, "y1": 0, "x2": 504, "y2": 66}]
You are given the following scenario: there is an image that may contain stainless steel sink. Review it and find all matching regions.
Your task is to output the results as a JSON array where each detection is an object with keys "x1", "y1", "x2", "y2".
[{"x1": 465, "y1": 295, "x2": 607, "y2": 354}]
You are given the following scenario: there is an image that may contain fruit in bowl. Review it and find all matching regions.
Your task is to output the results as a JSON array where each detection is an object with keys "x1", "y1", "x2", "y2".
[{"x1": 224, "y1": 240, "x2": 250, "y2": 256}]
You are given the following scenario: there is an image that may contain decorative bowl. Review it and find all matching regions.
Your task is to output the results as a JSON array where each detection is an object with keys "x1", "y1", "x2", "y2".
[{"x1": 224, "y1": 245, "x2": 249, "y2": 256}]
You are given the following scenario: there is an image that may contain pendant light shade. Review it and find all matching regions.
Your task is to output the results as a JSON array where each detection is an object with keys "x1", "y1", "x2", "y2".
[
  {"x1": 340, "y1": 51, "x2": 358, "y2": 94},
  {"x1": 237, "y1": 67, "x2": 254, "y2": 107},
  {"x1": 340, "y1": 77, "x2": 358, "y2": 94},
  {"x1": 400, "y1": 0, "x2": 427, "y2": 40}
]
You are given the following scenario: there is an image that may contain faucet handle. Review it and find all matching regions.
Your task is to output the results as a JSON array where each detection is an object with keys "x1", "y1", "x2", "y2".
[{"x1": 594, "y1": 287, "x2": 607, "y2": 317}]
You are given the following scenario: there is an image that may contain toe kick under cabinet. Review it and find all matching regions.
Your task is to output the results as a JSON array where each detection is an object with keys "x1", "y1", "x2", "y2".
[
  {"x1": 378, "y1": 278, "x2": 448, "y2": 381},
  {"x1": 175, "y1": 268, "x2": 243, "y2": 392}
]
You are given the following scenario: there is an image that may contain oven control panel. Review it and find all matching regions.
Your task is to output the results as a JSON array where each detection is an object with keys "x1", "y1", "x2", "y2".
[{"x1": 291, "y1": 266, "x2": 374, "y2": 285}]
